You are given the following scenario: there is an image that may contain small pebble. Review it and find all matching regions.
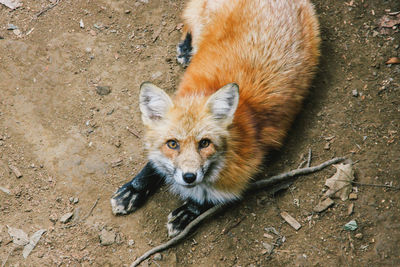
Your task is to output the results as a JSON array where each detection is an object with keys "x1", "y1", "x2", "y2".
[
  {"x1": 60, "y1": 212, "x2": 74, "y2": 223},
  {"x1": 79, "y1": 19, "x2": 85, "y2": 29},
  {"x1": 352, "y1": 89, "x2": 358, "y2": 97},
  {"x1": 49, "y1": 214, "x2": 58, "y2": 223},
  {"x1": 355, "y1": 233, "x2": 363, "y2": 239},
  {"x1": 347, "y1": 203, "x2": 354, "y2": 215},
  {"x1": 349, "y1": 193, "x2": 358, "y2": 200},
  {"x1": 100, "y1": 229, "x2": 115, "y2": 246},
  {"x1": 128, "y1": 239, "x2": 135, "y2": 246},
  {"x1": 153, "y1": 253, "x2": 162, "y2": 261},
  {"x1": 344, "y1": 220, "x2": 358, "y2": 231},
  {"x1": 324, "y1": 142, "x2": 330, "y2": 150},
  {"x1": 96, "y1": 85, "x2": 111, "y2": 95},
  {"x1": 7, "y1": 24, "x2": 18, "y2": 30}
]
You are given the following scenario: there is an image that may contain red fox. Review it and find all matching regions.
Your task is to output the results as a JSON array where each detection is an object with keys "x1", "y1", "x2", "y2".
[{"x1": 111, "y1": 0, "x2": 320, "y2": 237}]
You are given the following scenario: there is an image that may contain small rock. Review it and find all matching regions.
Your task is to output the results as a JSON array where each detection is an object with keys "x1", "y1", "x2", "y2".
[
  {"x1": 0, "y1": 186, "x2": 11, "y2": 195},
  {"x1": 13, "y1": 29, "x2": 21, "y2": 36},
  {"x1": 153, "y1": 253, "x2": 162, "y2": 261},
  {"x1": 60, "y1": 212, "x2": 74, "y2": 224},
  {"x1": 73, "y1": 197, "x2": 79, "y2": 204},
  {"x1": 262, "y1": 242, "x2": 273, "y2": 255},
  {"x1": 100, "y1": 229, "x2": 115, "y2": 246},
  {"x1": 347, "y1": 203, "x2": 354, "y2": 215},
  {"x1": 324, "y1": 142, "x2": 330, "y2": 150},
  {"x1": 263, "y1": 233, "x2": 274, "y2": 239},
  {"x1": 128, "y1": 239, "x2": 135, "y2": 246},
  {"x1": 355, "y1": 233, "x2": 363, "y2": 239},
  {"x1": 9, "y1": 165, "x2": 22, "y2": 178},
  {"x1": 349, "y1": 193, "x2": 358, "y2": 200},
  {"x1": 280, "y1": 211, "x2": 301, "y2": 230},
  {"x1": 79, "y1": 19, "x2": 85, "y2": 29},
  {"x1": 352, "y1": 89, "x2": 358, "y2": 97},
  {"x1": 96, "y1": 85, "x2": 111, "y2": 95},
  {"x1": 49, "y1": 214, "x2": 58, "y2": 223},
  {"x1": 124, "y1": 10, "x2": 131, "y2": 14},
  {"x1": 85, "y1": 47, "x2": 92, "y2": 53},
  {"x1": 313, "y1": 197, "x2": 334, "y2": 213},
  {"x1": 343, "y1": 220, "x2": 358, "y2": 231},
  {"x1": 7, "y1": 24, "x2": 18, "y2": 30}
]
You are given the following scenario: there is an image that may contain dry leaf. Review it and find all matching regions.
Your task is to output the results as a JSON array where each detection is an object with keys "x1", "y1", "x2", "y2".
[
  {"x1": 379, "y1": 14, "x2": 400, "y2": 28},
  {"x1": 7, "y1": 226, "x2": 29, "y2": 246},
  {"x1": 386, "y1": 57, "x2": 400, "y2": 64},
  {"x1": 324, "y1": 161, "x2": 354, "y2": 201},
  {"x1": 0, "y1": 0, "x2": 22, "y2": 10},
  {"x1": 23, "y1": 229, "x2": 46, "y2": 258}
]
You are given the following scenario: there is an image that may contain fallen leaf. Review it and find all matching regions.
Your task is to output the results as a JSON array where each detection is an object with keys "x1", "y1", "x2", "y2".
[
  {"x1": 7, "y1": 226, "x2": 29, "y2": 246},
  {"x1": 386, "y1": 57, "x2": 400, "y2": 64},
  {"x1": 23, "y1": 229, "x2": 46, "y2": 258},
  {"x1": 324, "y1": 161, "x2": 354, "y2": 201},
  {"x1": 0, "y1": 0, "x2": 22, "y2": 9},
  {"x1": 378, "y1": 14, "x2": 400, "y2": 28}
]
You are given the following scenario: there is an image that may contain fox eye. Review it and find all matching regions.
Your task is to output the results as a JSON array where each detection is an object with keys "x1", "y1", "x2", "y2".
[
  {"x1": 199, "y1": 138, "x2": 211, "y2": 149},
  {"x1": 166, "y1": 140, "x2": 179, "y2": 150}
]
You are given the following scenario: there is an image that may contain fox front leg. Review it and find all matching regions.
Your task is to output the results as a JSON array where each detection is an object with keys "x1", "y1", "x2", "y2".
[
  {"x1": 176, "y1": 32, "x2": 193, "y2": 66},
  {"x1": 167, "y1": 200, "x2": 213, "y2": 237},
  {"x1": 110, "y1": 162, "x2": 163, "y2": 215}
]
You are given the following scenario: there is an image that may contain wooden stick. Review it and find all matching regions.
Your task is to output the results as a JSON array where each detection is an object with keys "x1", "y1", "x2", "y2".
[
  {"x1": 130, "y1": 156, "x2": 346, "y2": 266},
  {"x1": 130, "y1": 205, "x2": 224, "y2": 267},
  {"x1": 250, "y1": 157, "x2": 346, "y2": 190},
  {"x1": 307, "y1": 148, "x2": 312, "y2": 167}
]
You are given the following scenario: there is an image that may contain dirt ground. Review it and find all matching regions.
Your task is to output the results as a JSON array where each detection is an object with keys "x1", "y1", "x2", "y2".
[{"x1": 0, "y1": 0, "x2": 399, "y2": 266}]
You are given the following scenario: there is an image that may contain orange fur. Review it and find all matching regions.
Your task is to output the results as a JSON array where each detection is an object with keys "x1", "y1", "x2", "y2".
[
  {"x1": 176, "y1": 0, "x2": 320, "y2": 194},
  {"x1": 142, "y1": 0, "x2": 320, "y2": 201}
]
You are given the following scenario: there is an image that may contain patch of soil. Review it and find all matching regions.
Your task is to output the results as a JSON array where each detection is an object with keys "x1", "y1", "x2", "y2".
[{"x1": 0, "y1": 0, "x2": 399, "y2": 266}]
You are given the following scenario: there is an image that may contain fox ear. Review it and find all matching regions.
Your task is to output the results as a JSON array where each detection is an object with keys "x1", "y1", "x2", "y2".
[
  {"x1": 139, "y1": 82, "x2": 173, "y2": 125},
  {"x1": 206, "y1": 83, "x2": 239, "y2": 124}
]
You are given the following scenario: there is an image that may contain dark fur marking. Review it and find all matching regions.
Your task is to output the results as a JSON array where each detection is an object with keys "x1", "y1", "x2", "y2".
[{"x1": 177, "y1": 32, "x2": 193, "y2": 65}]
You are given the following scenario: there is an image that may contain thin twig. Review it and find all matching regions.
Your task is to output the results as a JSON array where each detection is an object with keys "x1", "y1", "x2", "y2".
[
  {"x1": 82, "y1": 197, "x2": 100, "y2": 221},
  {"x1": 63, "y1": 197, "x2": 100, "y2": 229},
  {"x1": 127, "y1": 127, "x2": 140, "y2": 138},
  {"x1": 35, "y1": 0, "x2": 61, "y2": 17},
  {"x1": 130, "y1": 205, "x2": 224, "y2": 267},
  {"x1": 130, "y1": 157, "x2": 345, "y2": 266},
  {"x1": 336, "y1": 180, "x2": 400, "y2": 190},
  {"x1": 307, "y1": 148, "x2": 312, "y2": 167},
  {"x1": 297, "y1": 160, "x2": 307, "y2": 169},
  {"x1": 251, "y1": 157, "x2": 346, "y2": 190}
]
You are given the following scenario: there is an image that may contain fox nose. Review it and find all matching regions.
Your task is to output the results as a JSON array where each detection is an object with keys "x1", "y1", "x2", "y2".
[{"x1": 182, "y1": 172, "x2": 196, "y2": 184}]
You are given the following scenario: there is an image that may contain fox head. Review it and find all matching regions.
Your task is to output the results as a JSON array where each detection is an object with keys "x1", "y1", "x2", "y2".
[{"x1": 139, "y1": 82, "x2": 239, "y2": 189}]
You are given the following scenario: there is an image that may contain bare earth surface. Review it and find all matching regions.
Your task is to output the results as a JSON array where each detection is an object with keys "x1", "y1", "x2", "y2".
[{"x1": 0, "y1": 0, "x2": 399, "y2": 266}]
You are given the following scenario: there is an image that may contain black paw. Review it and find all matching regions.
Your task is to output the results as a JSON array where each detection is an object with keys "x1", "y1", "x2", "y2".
[
  {"x1": 166, "y1": 201, "x2": 212, "y2": 237},
  {"x1": 176, "y1": 32, "x2": 193, "y2": 65},
  {"x1": 110, "y1": 182, "x2": 148, "y2": 215}
]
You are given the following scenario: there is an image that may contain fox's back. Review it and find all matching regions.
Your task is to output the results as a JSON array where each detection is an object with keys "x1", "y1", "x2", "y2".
[{"x1": 178, "y1": 0, "x2": 320, "y2": 149}]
